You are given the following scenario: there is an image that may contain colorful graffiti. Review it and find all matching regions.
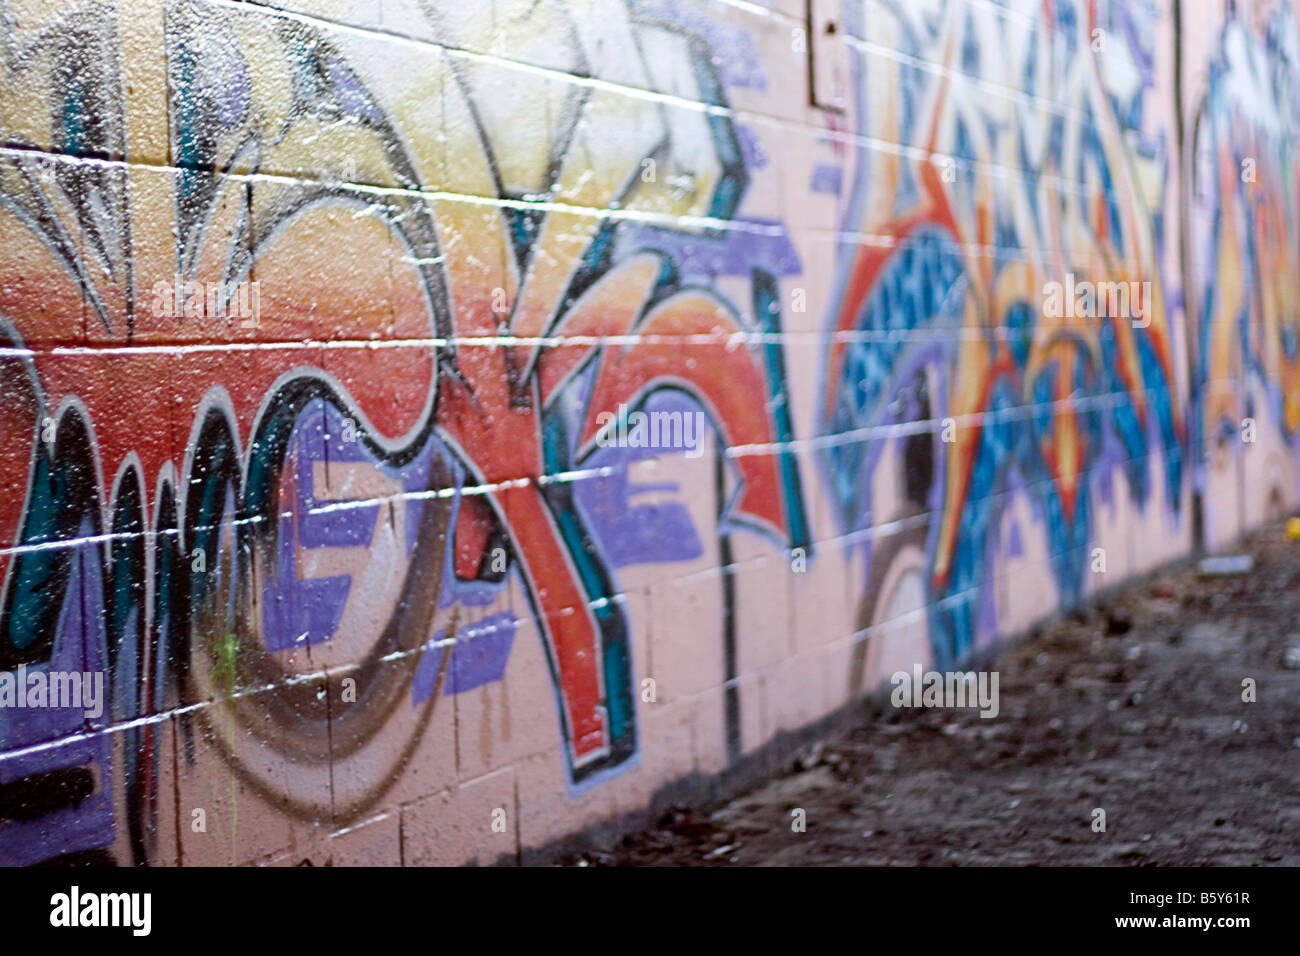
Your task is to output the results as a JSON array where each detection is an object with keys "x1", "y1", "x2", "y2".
[
  {"x1": 3, "y1": 0, "x2": 1298, "y2": 867},
  {"x1": 1190, "y1": 0, "x2": 1300, "y2": 529},
  {"x1": 819, "y1": 0, "x2": 1184, "y2": 675},
  {"x1": 0, "y1": 0, "x2": 804, "y2": 865}
]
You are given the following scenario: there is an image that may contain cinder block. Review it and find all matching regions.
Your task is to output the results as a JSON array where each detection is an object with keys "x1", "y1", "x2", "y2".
[
  {"x1": 401, "y1": 766, "x2": 517, "y2": 867},
  {"x1": 324, "y1": 810, "x2": 402, "y2": 867},
  {"x1": 646, "y1": 568, "x2": 728, "y2": 704}
]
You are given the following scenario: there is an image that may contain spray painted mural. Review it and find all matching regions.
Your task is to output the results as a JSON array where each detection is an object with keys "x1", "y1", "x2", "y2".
[
  {"x1": 819, "y1": 0, "x2": 1186, "y2": 684},
  {"x1": 0, "y1": 0, "x2": 805, "y2": 865},
  {"x1": 1189, "y1": 0, "x2": 1300, "y2": 542},
  {"x1": 0, "y1": 0, "x2": 1296, "y2": 866}
]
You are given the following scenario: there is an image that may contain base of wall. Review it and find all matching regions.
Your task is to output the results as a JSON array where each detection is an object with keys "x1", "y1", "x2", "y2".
[{"x1": 499, "y1": 528, "x2": 1240, "y2": 867}]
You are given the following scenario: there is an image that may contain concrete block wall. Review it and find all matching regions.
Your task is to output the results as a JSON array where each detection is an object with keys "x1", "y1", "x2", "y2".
[{"x1": 0, "y1": 0, "x2": 1295, "y2": 865}]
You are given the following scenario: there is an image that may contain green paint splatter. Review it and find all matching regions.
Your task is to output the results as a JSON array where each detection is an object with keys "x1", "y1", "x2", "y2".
[{"x1": 210, "y1": 627, "x2": 240, "y2": 863}]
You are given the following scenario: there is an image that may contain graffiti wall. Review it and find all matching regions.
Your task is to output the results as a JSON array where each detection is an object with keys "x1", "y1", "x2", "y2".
[
  {"x1": 1186, "y1": 0, "x2": 1300, "y2": 546},
  {"x1": 0, "y1": 0, "x2": 1293, "y2": 866}
]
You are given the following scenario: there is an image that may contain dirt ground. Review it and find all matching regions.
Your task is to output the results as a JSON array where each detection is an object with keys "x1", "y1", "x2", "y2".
[{"x1": 569, "y1": 525, "x2": 1300, "y2": 866}]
